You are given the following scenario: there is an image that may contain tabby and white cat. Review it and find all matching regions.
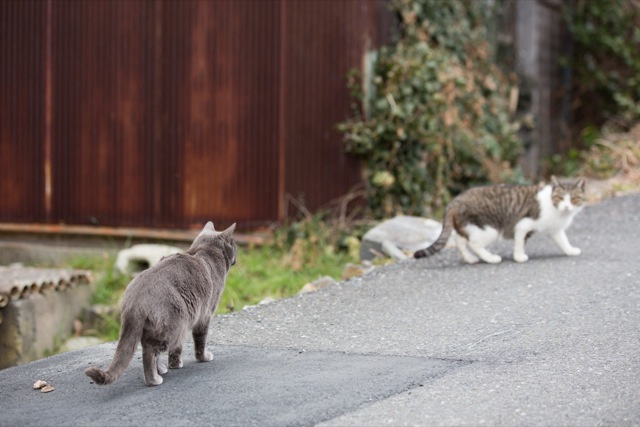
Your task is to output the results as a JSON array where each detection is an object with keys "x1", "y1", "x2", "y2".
[
  {"x1": 414, "y1": 176, "x2": 586, "y2": 263},
  {"x1": 85, "y1": 222, "x2": 237, "y2": 386}
]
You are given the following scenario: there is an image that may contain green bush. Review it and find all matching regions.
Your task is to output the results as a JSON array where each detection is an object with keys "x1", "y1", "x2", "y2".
[
  {"x1": 568, "y1": 0, "x2": 640, "y2": 122},
  {"x1": 339, "y1": 0, "x2": 524, "y2": 218}
]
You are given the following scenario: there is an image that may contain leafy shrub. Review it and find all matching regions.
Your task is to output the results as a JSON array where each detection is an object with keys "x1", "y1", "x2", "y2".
[
  {"x1": 339, "y1": 0, "x2": 524, "y2": 218},
  {"x1": 581, "y1": 123, "x2": 640, "y2": 179},
  {"x1": 568, "y1": 0, "x2": 640, "y2": 123}
]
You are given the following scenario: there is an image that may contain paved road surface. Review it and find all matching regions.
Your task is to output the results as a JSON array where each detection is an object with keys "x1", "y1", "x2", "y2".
[{"x1": 1, "y1": 193, "x2": 639, "y2": 426}]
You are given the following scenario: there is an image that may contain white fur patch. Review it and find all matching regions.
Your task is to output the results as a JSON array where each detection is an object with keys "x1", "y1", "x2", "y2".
[
  {"x1": 459, "y1": 224, "x2": 502, "y2": 263},
  {"x1": 533, "y1": 185, "x2": 584, "y2": 234},
  {"x1": 463, "y1": 224, "x2": 501, "y2": 246}
]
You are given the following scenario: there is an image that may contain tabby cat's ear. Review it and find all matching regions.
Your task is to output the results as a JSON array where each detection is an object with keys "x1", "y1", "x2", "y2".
[
  {"x1": 551, "y1": 175, "x2": 560, "y2": 186},
  {"x1": 221, "y1": 223, "x2": 236, "y2": 237},
  {"x1": 576, "y1": 177, "x2": 586, "y2": 191}
]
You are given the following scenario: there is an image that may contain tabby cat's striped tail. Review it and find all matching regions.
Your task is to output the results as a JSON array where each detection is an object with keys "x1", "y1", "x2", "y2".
[{"x1": 413, "y1": 207, "x2": 455, "y2": 259}]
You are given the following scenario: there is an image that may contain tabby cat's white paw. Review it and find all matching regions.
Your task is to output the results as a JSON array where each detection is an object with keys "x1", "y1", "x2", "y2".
[
  {"x1": 462, "y1": 255, "x2": 480, "y2": 264},
  {"x1": 484, "y1": 254, "x2": 502, "y2": 264},
  {"x1": 514, "y1": 253, "x2": 529, "y2": 263},
  {"x1": 565, "y1": 247, "x2": 581, "y2": 256}
]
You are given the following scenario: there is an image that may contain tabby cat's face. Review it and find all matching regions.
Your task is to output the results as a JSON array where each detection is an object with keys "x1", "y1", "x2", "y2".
[{"x1": 551, "y1": 177, "x2": 586, "y2": 214}]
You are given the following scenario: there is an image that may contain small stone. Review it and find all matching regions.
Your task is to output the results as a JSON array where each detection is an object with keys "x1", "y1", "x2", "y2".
[
  {"x1": 299, "y1": 276, "x2": 337, "y2": 294},
  {"x1": 341, "y1": 263, "x2": 375, "y2": 280},
  {"x1": 299, "y1": 283, "x2": 317, "y2": 294},
  {"x1": 33, "y1": 380, "x2": 47, "y2": 390},
  {"x1": 258, "y1": 296, "x2": 275, "y2": 305},
  {"x1": 40, "y1": 385, "x2": 54, "y2": 393}
]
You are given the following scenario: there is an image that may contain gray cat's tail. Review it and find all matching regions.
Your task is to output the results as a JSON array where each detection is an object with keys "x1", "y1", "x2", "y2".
[
  {"x1": 85, "y1": 311, "x2": 142, "y2": 385},
  {"x1": 414, "y1": 206, "x2": 455, "y2": 259}
]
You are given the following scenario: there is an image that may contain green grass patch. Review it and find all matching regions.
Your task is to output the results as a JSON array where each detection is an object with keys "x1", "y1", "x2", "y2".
[{"x1": 220, "y1": 244, "x2": 355, "y2": 313}]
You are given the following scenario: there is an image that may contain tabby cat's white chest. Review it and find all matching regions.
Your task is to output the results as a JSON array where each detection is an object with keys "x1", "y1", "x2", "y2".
[{"x1": 534, "y1": 185, "x2": 583, "y2": 233}]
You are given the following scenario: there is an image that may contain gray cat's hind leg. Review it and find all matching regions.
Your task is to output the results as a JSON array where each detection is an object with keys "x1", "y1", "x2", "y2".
[
  {"x1": 169, "y1": 346, "x2": 183, "y2": 369},
  {"x1": 193, "y1": 321, "x2": 213, "y2": 362},
  {"x1": 142, "y1": 344, "x2": 163, "y2": 386}
]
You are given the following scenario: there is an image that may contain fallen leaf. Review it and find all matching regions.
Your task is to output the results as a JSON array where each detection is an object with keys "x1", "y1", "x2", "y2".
[
  {"x1": 41, "y1": 385, "x2": 54, "y2": 393},
  {"x1": 33, "y1": 380, "x2": 47, "y2": 390}
]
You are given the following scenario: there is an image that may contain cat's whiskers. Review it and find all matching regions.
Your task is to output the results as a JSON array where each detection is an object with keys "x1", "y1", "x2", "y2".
[{"x1": 232, "y1": 263, "x2": 249, "y2": 278}]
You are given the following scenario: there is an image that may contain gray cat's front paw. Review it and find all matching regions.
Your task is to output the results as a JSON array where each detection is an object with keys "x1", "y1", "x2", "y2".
[
  {"x1": 197, "y1": 350, "x2": 213, "y2": 362},
  {"x1": 145, "y1": 375, "x2": 163, "y2": 386}
]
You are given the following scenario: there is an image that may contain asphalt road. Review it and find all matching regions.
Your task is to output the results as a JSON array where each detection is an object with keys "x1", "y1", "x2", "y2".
[{"x1": 1, "y1": 193, "x2": 639, "y2": 426}]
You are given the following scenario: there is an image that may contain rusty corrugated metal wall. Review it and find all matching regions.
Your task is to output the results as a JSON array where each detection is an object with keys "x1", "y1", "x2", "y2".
[
  {"x1": 0, "y1": 0, "x2": 389, "y2": 230},
  {"x1": 283, "y1": 0, "x2": 382, "y2": 219},
  {"x1": 0, "y1": 1, "x2": 46, "y2": 224}
]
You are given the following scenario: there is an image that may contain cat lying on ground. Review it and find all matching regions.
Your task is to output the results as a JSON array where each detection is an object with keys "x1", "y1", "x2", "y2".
[
  {"x1": 414, "y1": 176, "x2": 585, "y2": 264},
  {"x1": 85, "y1": 222, "x2": 237, "y2": 386}
]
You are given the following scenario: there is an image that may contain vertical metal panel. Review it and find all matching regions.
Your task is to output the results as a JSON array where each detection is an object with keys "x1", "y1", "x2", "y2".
[
  {"x1": 0, "y1": 0, "x2": 390, "y2": 230},
  {"x1": 282, "y1": 0, "x2": 378, "y2": 214},
  {"x1": 51, "y1": 0, "x2": 156, "y2": 227},
  {"x1": 163, "y1": 0, "x2": 281, "y2": 228},
  {"x1": 0, "y1": 0, "x2": 46, "y2": 223}
]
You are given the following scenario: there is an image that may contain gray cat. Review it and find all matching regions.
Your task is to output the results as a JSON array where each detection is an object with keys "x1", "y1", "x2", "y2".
[
  {"x1": 85, "y1": 221, "x2": 237, "y2": 386},
  {"x1": 414, "y1": 176, "x2": 586, "y2": 263}
]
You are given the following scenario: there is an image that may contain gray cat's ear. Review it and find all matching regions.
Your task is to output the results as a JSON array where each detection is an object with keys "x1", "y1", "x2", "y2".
[
  {"x1": 221, "y1": 223, "x2": 236, "y2": 236},
  {"x1": 196, "y1": 221, "x2": 216, "y2": 239}
]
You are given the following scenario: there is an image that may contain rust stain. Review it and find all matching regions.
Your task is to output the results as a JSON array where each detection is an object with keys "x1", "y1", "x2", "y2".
[
  {"x1": 44, "y1": 0, "x2": 52, "y2": 221},
  {"x1": 277, "y1": 0, "x2": 287, "y2": 221}
]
